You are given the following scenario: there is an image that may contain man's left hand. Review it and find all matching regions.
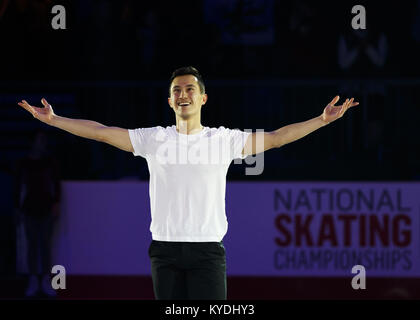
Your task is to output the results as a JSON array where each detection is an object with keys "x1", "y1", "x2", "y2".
[{"x1": 321, "y1": 96, "x2": 359, "y2": 124}]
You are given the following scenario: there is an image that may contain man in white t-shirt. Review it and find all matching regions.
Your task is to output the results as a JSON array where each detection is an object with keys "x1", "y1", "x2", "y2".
[{"x1": 18, "y1": 66, "x2": 358, "y2": 300}]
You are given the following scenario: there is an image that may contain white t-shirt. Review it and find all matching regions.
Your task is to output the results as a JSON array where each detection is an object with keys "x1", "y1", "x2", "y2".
[{"x1": 128, "y1": 125, "x2": 251, "y2": 242}]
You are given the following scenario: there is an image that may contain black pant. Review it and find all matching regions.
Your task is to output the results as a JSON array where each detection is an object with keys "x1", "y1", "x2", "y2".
[
  {"x1": 149, "y1": 240, "x2": 227, "y2": 300},
  {"x1": 24, "y1": 215, "x2": 54, "y2": 275}
]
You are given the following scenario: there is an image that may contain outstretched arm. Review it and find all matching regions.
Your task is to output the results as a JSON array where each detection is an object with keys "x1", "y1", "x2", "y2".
[
  {"x1": 242, "y1": 96, "x2": 359, "y2": 156},
  {"x1": 18, "y1": 98, "x2": 134, "y2": 152}
]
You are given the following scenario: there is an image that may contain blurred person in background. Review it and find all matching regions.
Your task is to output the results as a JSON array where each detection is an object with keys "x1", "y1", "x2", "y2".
[
  {"x1": 337, "y1": 22, "x2": 389, "y2": 167},
  {"x1": 14, "y1": 130, "x2": 61, "y2": 298}
]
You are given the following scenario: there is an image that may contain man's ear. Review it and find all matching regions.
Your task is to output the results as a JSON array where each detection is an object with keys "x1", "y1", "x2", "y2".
[
  {"x1": 168, "y1": 97, "x2": 173, "y2": 109},
  {"x1": 202, "y1": 94, "x2": 208, "y2": 106}
]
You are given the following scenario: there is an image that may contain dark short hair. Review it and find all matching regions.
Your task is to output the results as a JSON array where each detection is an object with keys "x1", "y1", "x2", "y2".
[{"x1": 169, "y1": 66, "x2": 206, "y2": 96}]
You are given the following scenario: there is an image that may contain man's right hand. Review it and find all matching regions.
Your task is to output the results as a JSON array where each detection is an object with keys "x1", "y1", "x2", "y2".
[
  {"x1": 18, "y1": 97, "x2": 134, "y2": 152},
  {"x1": 18, "y1": 98, "x2": 55, "y2": 124}
]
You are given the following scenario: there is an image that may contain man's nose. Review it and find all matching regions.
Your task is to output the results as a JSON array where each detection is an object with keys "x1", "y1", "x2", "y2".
[{"x1": 180, "y1": 89, "x2": 188, "y2": 98}]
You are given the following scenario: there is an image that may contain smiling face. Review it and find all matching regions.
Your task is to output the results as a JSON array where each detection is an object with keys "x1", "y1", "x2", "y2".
[{"x1": 168, "y1": 74, "x2": 208, "y2": 120}]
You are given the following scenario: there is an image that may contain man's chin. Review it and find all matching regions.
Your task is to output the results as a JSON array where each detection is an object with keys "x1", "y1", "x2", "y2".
[{"x1": 178, "y1": 111, "x2": 195, "y2": 119}]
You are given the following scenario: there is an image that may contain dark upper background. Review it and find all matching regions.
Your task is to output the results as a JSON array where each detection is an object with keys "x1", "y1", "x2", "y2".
[{"x1": 0, "y1": 0, "x2": 419, "y2": 181}]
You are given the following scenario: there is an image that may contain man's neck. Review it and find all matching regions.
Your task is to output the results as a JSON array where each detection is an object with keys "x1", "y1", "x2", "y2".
[{"x1": 176, "y1": 118, "x2": 203, "y2": 135}]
